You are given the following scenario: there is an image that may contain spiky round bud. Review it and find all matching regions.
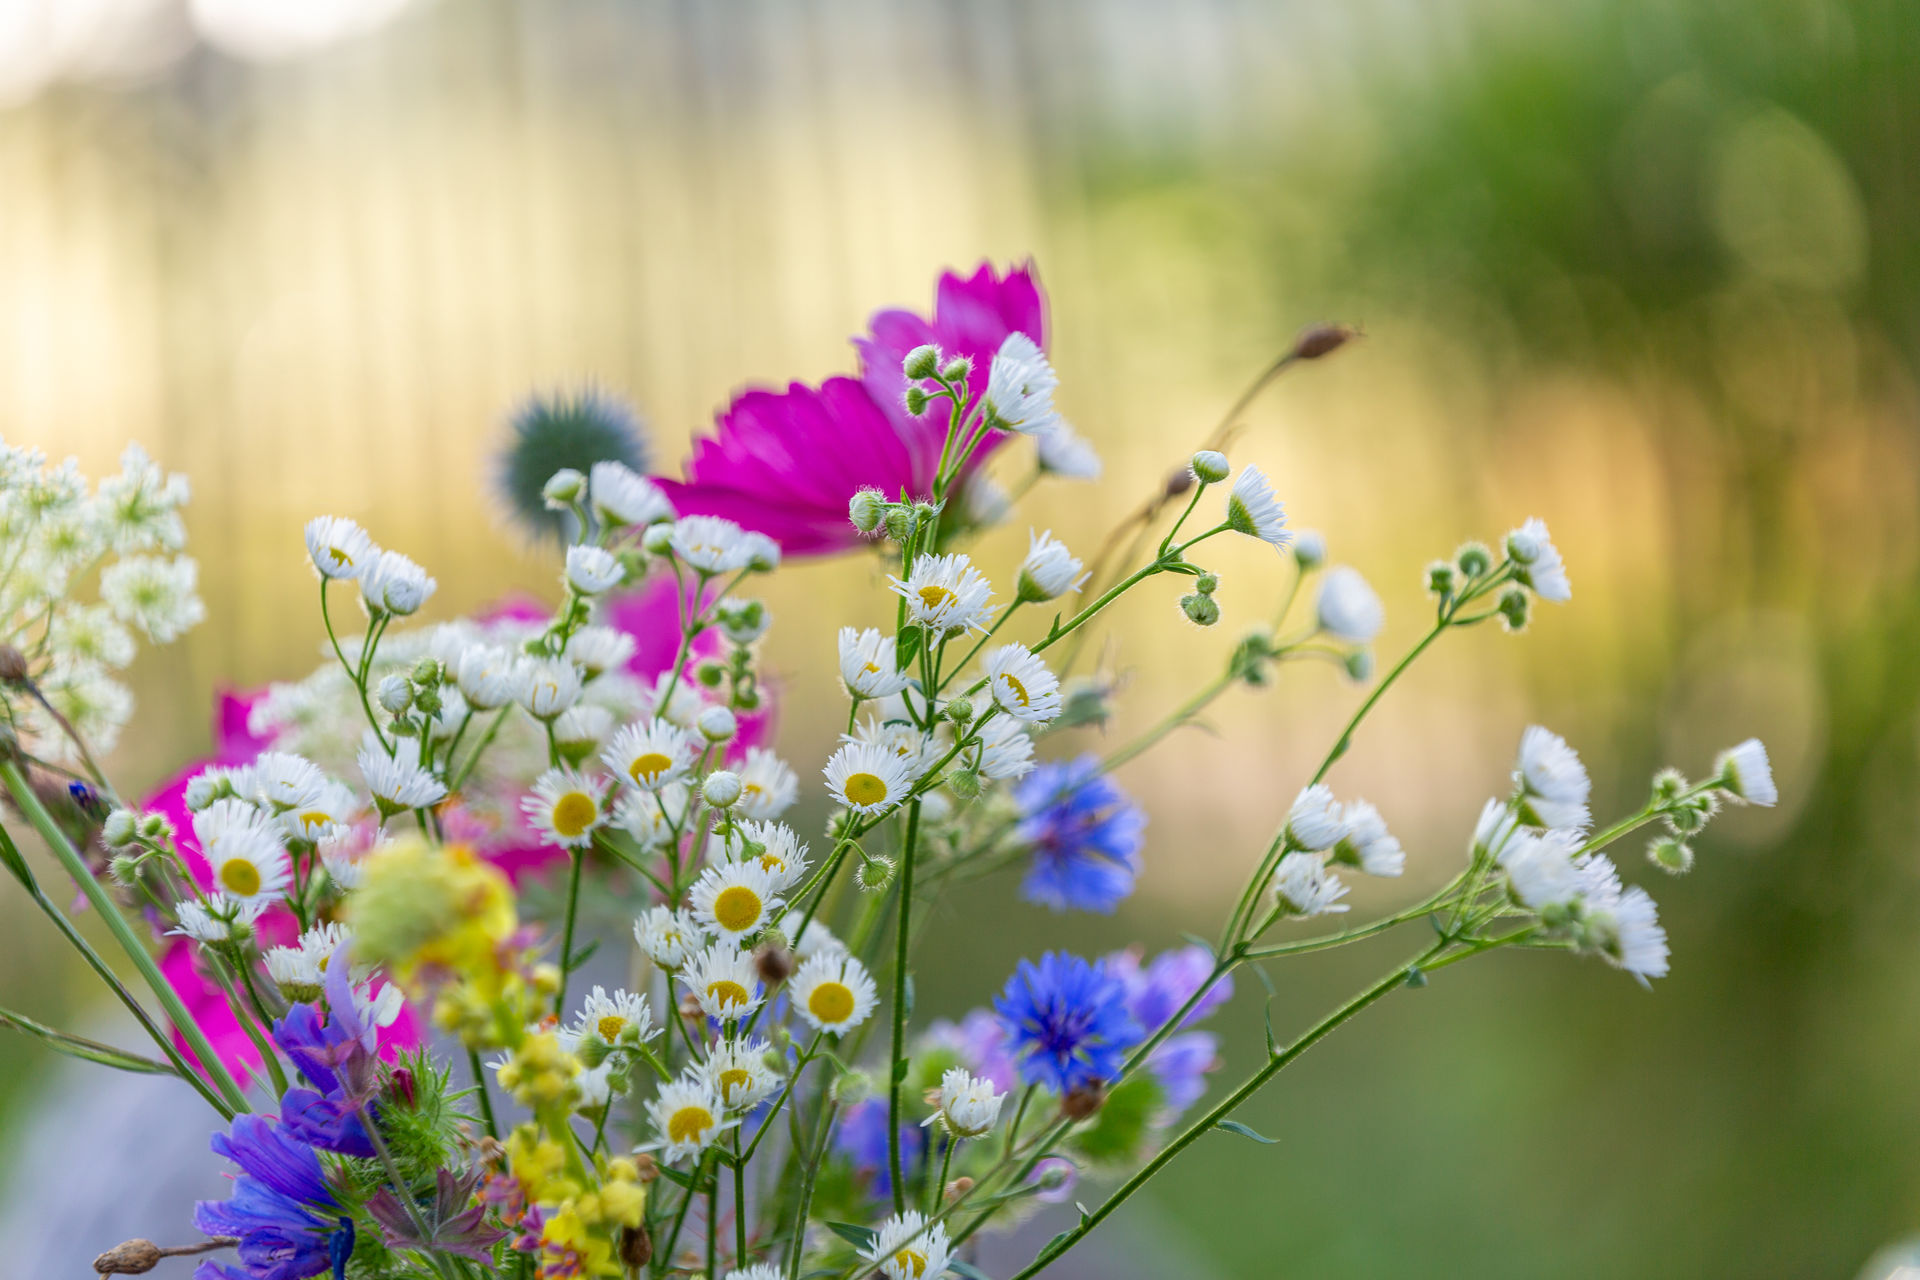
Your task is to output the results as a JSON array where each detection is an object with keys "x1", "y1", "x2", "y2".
[
  {"x1": 1650, "y1": 768, "x2": 1688, "y2": 805},
  {"x1": 1455, "y1": 541, "x2": 1494, "y2": 579},
  {"x1": 883, "y1": 507, "x2": 913, "y2": 542},
  {"x1": 100, "y1": 808, "x2": 139, "y2": 849},
  {"x1": 701, "y1": 771, "x2": 743, "y2": 809},
  {"x1": 696, "y1": 705, "x2": 738, "y2": 742},
  {"x1": 1194, "y1": 572, "x2": 1219, "y2": 596},
  {"x1": 1647, "y1": 836, "x2": 1694, "y2": 875},
  {"x1": 944, "y1": 697, "x2": 974, "y2": 726},
  {"x1": 849, "y1": 488, "x2": 887, "y2": 533},
  {"x1": 1181, "y1": 593, "x2": 1220, "y2": 627},
  {"x1": 376, "y1": 675, "x2": 413, "y2": 715},
  {"x1": 904, "y1": 386, "x2": 930, "y2": 415},
  {"x1": 947, "y1": 769, "x2": 981, "y2": 800},
  {"x1": 939, "y1": 356, "x2": 972, "y2": 383},
  {"x1": 1496, "y1": 587, "x2": 1530, "y2": 633},
  {"x1": 903, "y1": 344, "x2": 942, "y2": 380},
  {"x1": 1425, "y1": 560, "x2": 1457, "y2": 598},
  {"x1": 856, "y1": 855, "x2": 896, "y2": 891}
]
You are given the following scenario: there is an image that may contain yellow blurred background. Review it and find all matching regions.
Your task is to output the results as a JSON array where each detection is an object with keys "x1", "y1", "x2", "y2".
[{"x1": 3, "y1": 0, "x2": 1918, "y2": 1276}]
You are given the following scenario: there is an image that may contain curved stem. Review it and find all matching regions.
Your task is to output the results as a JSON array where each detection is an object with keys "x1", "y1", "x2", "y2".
[{"x1": 886, "y1": 798, "x2": 923, "y2": 1213}]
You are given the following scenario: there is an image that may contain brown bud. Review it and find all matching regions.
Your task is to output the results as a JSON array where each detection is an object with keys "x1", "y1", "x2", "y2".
[
  {"x1": 632, "y1": 1152, "x2": 660, "y2": 1183},
  {"x1": 753, "y1": 941, "x2": 796, "y2": 987},
  {"x1": 0, "y1": 644, "x2": 27, "y2": 683},
  {"x1": 944, "y1": 1176, "x2": 975, "y2": 1203},
  {"x1": 1161, "y1": 469, "x2": 1194, "y2": 500},
  {"x1": 1059, "y1": 1081, "x2": 1108, "y2": 1121},
  {"x1": 619, "y1": 1224, "x2": 654, "y2": 1269},
  {"x1": 93, "y1": 1240, "x2": 163, "y2": 1274},
  {"x1": 677, "y1": 992, "x2": 704, "y2": 1021},
  {"x1": 1292, "y1": 323, "x2": 1359, "y2": 361},
  {"x1": 475, "y1": 1135, "x2": 506, "y2": 1166}
]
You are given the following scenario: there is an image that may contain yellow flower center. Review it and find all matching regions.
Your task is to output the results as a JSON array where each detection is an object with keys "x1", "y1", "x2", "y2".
[
  {"x1": 758, "y1": 852, "x2": 785, "y2": 875},
  {"x1": 297, "y1": 809, "x2": 332, "y2": 834},
  {"x1": 917, "y1": 585, "x2": 956, "y2": 611},
  {"x1": 326, "y1": 545, "x2": 355, "y2": 569},
  {"x1": 1000, "y1": 673, "x2": 1031, "y2": 707},
  {"x1": 667, "y1": 1104, "x2": 713, "y2": 1145},
  {"x1": 218, "y1": 857, "x2": 260, "y2": 896},
  {"x1": 807, "y1": 981, "x2": 855, "y2": 1025},
  {"x1": 628, "y1": 752, "x2": 673, "y2": 784},
  {"x1": 718, "y1": 1067, "x2": 752, "y2": 1103},
  {"x1": 895, "y1": 1248, "x2": 929, "y2": 1278},
  {"x1": 711, "y1": 885, "x2": 763, "y2": 933},
  {"x1": 706, "y1": 979, "x2": 750, "y2": 1009},
  {"x1": 862, "y1": 660, "x2": 881, "y2": 675},
  {"x1": 551, "y1": 791, "x2": 598, "y2": 837},
  {"x1": 843, "y1": 773, "x2": 888, "y2": 807},
  {"x1": 596, "y1": 1015, "x2": 627, "y2": 1042}
]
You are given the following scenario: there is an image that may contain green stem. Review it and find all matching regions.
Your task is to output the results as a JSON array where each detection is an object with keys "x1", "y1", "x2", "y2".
[
  {"x1": 732, "y1": 1131, "x2": 748, "y2": 1266},
  {"x1": 887, "y1": 798, "x2": 923, "y2": 1212},
  {"x1": 1101, "y1": 670, "x2": 1235, "y2": 774},
  {"x1": 554, "y1": 848, "x2": 586, "y2": 1016},
  {"x1": 468, "y1": 1048, "x2": 500, "y2": 1140},
  {"x1": 447, "y1": 707, "x2": 511, "y2": 793},
  {"x1": 784, "y1": 1099, "x2": 838, "y2": 1280}
]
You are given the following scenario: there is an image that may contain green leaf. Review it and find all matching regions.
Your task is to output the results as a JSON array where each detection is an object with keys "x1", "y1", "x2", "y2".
[
  {"x1": 895, "y1": 626, "x2": 923, "y2": 672},
  {"x1": 946, "y1": 1261, "x2": 995, "y2": 1280},
  {"x1": 565, "y1": 938, "x2": 601, "y2": 971},
  {"x1": 1035, "y1": 1229, "x2": 1077, "y2": 1266},
  {"x1": 1176, "y1": 932, "x2": 1215, "y2": 958},
  {"x1": 825, "y1": 1222, "x2": 877, "y2": 1250},
  {"x1": 0, "y1": 1008, "x2": 174, "y2": 1076},
  {"x1": 1264, "y1": 1000, "x2": 1281, "y2": 1057},
  {"x1": 1215, "y1": 1119, "x2": 1280, "y2": 1144},
  {"x1": 651, "y1": 1163, "x2": 698, "y2": 1190}
]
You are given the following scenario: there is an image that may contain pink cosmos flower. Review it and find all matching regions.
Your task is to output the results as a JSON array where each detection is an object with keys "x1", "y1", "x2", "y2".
[{"x1": 657, "y1": 261, "x2": 1048, "y2": 555}]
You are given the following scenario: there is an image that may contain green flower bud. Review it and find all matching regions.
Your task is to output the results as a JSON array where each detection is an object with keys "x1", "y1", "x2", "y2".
[
  {"x1": 1292, "y1": 530, "x2": 1328, "y2": 571},
  {"x1": 1189, "y1": 450, "x2": 1231, "y2": 484},
  {"x1": 641, "y1": 523, "x2": 675, "y2": 555},
  {"x1": 883, "y1": 507, "x2": 914, "y2": 542},
  {"x1": 1425, "y1": 560, "x2": 1457, "y2": 598},
  {"x1": 938, "y1": 356, "x2": 973, "y2": 383},
  {"x1": 1344, "y1": 648, "x2": 1375, "y2": 682},
  {"x1": 856, "y1": 855, "x2": 896, "y2": 891},
  {"x1": 1181, "y1": 593, "x2": 1220, "y2": 627},
  {"x1": 1647, "y1": 836, "x2": 1694, "y2": 875},
  {"x1": 410, "y1": 657, "x2": 441, "y2": 686},
  {"x1": 947, "y1": 769, "x2": 981, "y2": 800},
  {"x1": 944, "y1": 697, "x2": 974, "y2": 725},
  {"x1": 1496, "y1": 586, "x2": 1530, "y2": 633},
  {"x1": 542, "y1": 468, "x2": 586, "y2": 509},
  {"x1": 849, "y1": 488, "x2": 887, "y2": 533},
  {"x1": 1194, "y1": 572, "x2": 1219, "y2": 596},
  {"x1": 101, "y1": 808, "x2": 138, "y2": 849},
  {"x1": 107, "y1": 853, "x2": 141, "y2": 885},
  {"x1": 1455, "y1": 541, "x2": 1493, "y2": 579},
  {"x1": 1650, "y1": 768, "x2": 1688, "y2": 805},
  {"x1": 903, "y1": 344, "x2": 941, "y2": 380},
  {"x1": 904, "y1": 386, "x2": 930, "y2": 415},
  {"x1": 695, "y1": 661, "x2": 726, "y2": 688}
]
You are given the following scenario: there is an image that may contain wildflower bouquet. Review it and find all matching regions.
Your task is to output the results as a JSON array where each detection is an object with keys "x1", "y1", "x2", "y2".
[{"x1": 0, "y1": 264, "x2": 1775, "y2": 1280}]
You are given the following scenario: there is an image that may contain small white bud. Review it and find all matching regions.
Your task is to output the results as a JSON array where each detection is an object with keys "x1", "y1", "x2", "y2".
[
  {"x1": 702, "y1": 770, "x2": 743, "y2": 809},
  {"x1": 542, "y1": 468, "x2": 587, "y2": 508},
  {"x1": 101, "y1": 809, "x2": 139, "y2": 848},
  {"x1": 696, "y1": 705, "x2": 738, "y2": 743},
  {"x1": 1292, "y1": 529, "x2": 1327, "y2": 570},
  {"x1": 1189, "y1": 450, "x2": 1231, "y2": 484},
  {"x1": 641, "y1": 523, "x2": 676, "y2": 555},
  {"x1": 376, "y1": 674, "x2": 413, "y2": 715}
]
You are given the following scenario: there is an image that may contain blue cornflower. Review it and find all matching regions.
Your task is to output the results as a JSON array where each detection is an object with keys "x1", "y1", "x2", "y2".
[
  {"x1": 193, "y1": 1115, "x2": 353, "y2": 1280},
  {"x1": 1012, "y1": 756, "x2": 1147, "y2": 913},
  {"x1": 994, "y1": 952, "x2": 1142, "y2": 1093},
  {"x1": 271, "y1": 948, "x2": 379, "y2": 1158}
]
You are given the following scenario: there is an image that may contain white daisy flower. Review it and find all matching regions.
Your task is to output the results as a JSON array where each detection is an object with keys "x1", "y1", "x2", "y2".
[
  {"x1": 679, "y1": 943, "x2": 763, "y2": 1022},
  {"x1": 357, "y1": 739, "x2": 448, "y2": 815},
  {"x1": 1016, "y1": 529, "x2": 1085, "y2": 602},
  {"x1": 862, "y1": 1211, "x2": 953, "y2": 1280},
  {"x1": 727, "y1": 819, "x2": 805, "y2": 891},
  {"x1": 1506, "y1": 517, "x2": 1571, "y2": 603},
  {"x1": 823, "y1": 740, "x2": 914, "y2": 816},
  {"x1": 702, "y1": 1036, "x2": 781, "y2": 1112},
  {"x1": 968, "y1": 715, "x2": 1036, "y2": 781},
  {"x1": 1330, "y1": 800, "x2": 1404, "y2": 877},
  {"x1": 724, "y1": 1266, "x2": 786, "y2": 1280},
  {"x1": 303, "y1": 515, "x2": 376, "y2": 581},
  {"x1": 280, "y1": 779, "x2": 360, "y2": 844},
  {"x1": 689, "y1": 860, "x2": 782, "y2": 940},
  {"x1": 244, "y1": 751, "x2": 327, "y2": 813},
  {"x1": 567, "y1": 985, "x2": 656, "y2": 1051},
  {"x1": 170, "y1": 897, "x2": 260, "y2": 944},
  {"x1": 1498, "y1": 828, "x2": 1584, "y2": 910},
  {"x1": 589, "y1": 461, "x2": 674, "y2": 528},
  {"x1": 452, "y1": 644, "x2": 519, "y2": 711},
  {"x1": 1583, "y1": 883, "x2": 1669, "y2": 982},
  {"x1": 264, "y1": 940, "x2": 324, "y2": 1001},
  {"x1": 1472, "y1": 798, "x2": 1522, "y2": 858},
  {"x1": 1271, "y1": 851, "x2": 1350, "y2": 918},
  {"x1": 554, "y1": 704, "x2": 615, "y2": 755},
  {"x1": 645, "y1": 1076, "x2": 735, "y2": 1162},
  {"x1": 633, "y1": 904, "x2": 706, "y2": 970},
  {"x1": 1285, "y1": 784, "x2": 1348, "y2": 851},
  {"x1": 358, "y1": 549, "x2": 437, "y2": 617},
  {"x1": 514, "y1": 656, "x2": 583, "y2": 720},
  {"x1": 733, "y1": 748, "x2": 797, "y2": 821},
  {"x1": 98, "y1": 554, "x2": 205, "y2": 642},
  {"x1": 982, "y1": 643, "x2": 1062, "y2": 724},
  {"x1": 670, "y1": 515, "x2": 751, "y2": 574},
  {"x1": 1034, "y1": 421, "x2": 1101, "y2": 480},
  {"x1": 983, "y1": 332, "x2": 1063, "y2": 436},
  {"x1": 602, "y1": 718, "x2": 697, "y2": 791},
  {"x1": 200, "y1": 821, "x2": 292, "y2": 905},
  {"x1": 521, "y1": 767, "x2": 608, "y2": 849},
  {"x1": 1514, "y1": 725, "x2": 1591, "y2": 831},
  {"x1": 791, "y1": 951, "x2": 879, "y2": 1035},
  {"x1": 564, "y1": 626, "x2": 638, "y2": 679},
  {"x1": 1224, "y1": 465, "x2": 1290, "y2": 550},
  {"x1": 891, "y1": 553, "x2": 995, "y2": 635},
  {"x1": 564, "y1": 544, "x2": 625, "y2": 596},
  {"x1": 848, "y1": 715, "x2": 944, "y2": 782},
  {"x1": 1714, "y1": 738, "x2": 1776, "y2": 806},
  {"x1": 615, "y1": 784, "x2": 688, "y2": 850},
  {"x1": 773, "y1": 910, "x2": 847, "y2": 963},
  {"x1": 1316, "y1": 566, "x2": 1384, "y2": 644},
  {"x1": 839, "y1": 627, "x2": 911, "y2": 699},
  {"x1": 923, "y1": 1066, "x2": 1005, "y2": 1139},
  {"x1": 739, "y1": 531, "x2": 781, "y2": 573}
]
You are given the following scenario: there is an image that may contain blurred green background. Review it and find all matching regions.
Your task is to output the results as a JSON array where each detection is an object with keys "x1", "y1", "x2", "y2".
[{"x1": 3, "y1": 0, "x2": 1917, "y2": 1275}]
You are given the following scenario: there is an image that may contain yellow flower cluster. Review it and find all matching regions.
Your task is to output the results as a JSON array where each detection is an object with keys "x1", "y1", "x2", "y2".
[
  {"x1": 495, "y1": 1031, "x2": 582, "y2": 1110},
  {"x1": 346, "y1": 838, "x2": 516, "y2": 983},
  {"x1": 503, "y1": 1126, "x2": 646, "y2": 1278}
]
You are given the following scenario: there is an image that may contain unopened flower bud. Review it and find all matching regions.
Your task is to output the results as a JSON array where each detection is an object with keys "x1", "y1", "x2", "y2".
[
  {"x1": 945, "y1": 1176, "x2": 975, "y2": 1202},
  {"x1": 1291, "y1": 322, "x2": 1359, "y2": 361},
  {"x1": 947, "y1": 769, "x2": 980, "y2": 800},
  {"x1": 107, "y1": 853, "x2": 141, "y2": 885},
  {"x1": 701, "y1": 771, "x2": 743, "y2": 809},
  {"x1": 696, "y1": 705, "x2": 738, "y2": 742},
  {"x1": 938, "y1": 356, "x2": 972, "y2": 383},
  {"x1": 642, "y1": 523, "x2": 675, "y2": 555},
  {"x1": 831, "y1": 1071, "x2": 873, "y2": 1107},
  {"x1": 944, "y1": 697, "x2": 974, "y2": 726},
  {"x1": 849, "y1": 488, "x2": 887, "y2": 533},
  {"x1": 410, "y1": 657, "x2": 441, "y2": 686},
  {"x1": 542, "y1": 469, "x2": 586, "y2": 509},
  {"x1": 377, "y1": 675, "x2": 412, "y2": 714},
  {"x1": 101, "y1": 808, "x2": 139, "y2": 848},
  {"x1": 619, "y1": 1225, "x2": 653, "y2": 1270},
  {"x1": 884, "y1": 507, "x2": 914, "y2": 542},
  {"x1": 1647, "y1": 836, "x2": 1694, "y2": 875},
  {"x1": 1180, "y1": 593, "x2": 1220, "y2": 627},
  {"x1": 1650, "y1": 769, "x2": 1688, "y2": 805},
  {"x1": 754, "y1": 941, "x2": 796, "y2": 986},
  {"x1": 1496, "y1": 587, "x2": 1530, "y2": 633},
  {"x1": 1189, "y1": 450, "x2": 1231, "y2": 485},
  {"x1": 903, "y1": 344, "x2": 942, "y2": 380},
  {"x1": 1293, "y1": 529, "x2": 1327, "y2": 571},
  {"x1": 1194, "y1": 572, "x2": 1219, "y2": 596},
  {"x1": 137, "y1": 813, "x2": 172, "y2": 842},
  {"x1": 904, "y1": 386, "x2": 930, "y2": 415},
  {"x1": 1425, "y1": 560, "x2": 1456, "y2": 598},
  {"x1": 1456, "y1": 541, "x2": 1494, "y2": 578},
  {"x1": 694, "y1": 661, "x2": 726, "y2": 689},
  {"x1": 0, "y1": 645, "x2": 28, "y2": 683},
  {"x1": 412, "y1": 685, "x2": 442, "y2": 716},
  {"x1": 92, "y1": 1239, "x2": 164, "y2": 1275},
  {"x1": 1060, "y1": 1082, "x2": 1108, "y2": 1121},
  {"x1": 1162, "y1": 469, "x2": 1194, "y2": 499},
  {"x1": 856, "y1": 854, "x2": 896, "y2": 891},
  {"x1": 388, "y1": 1066, "x2": 418, "y2": 1108},
  {"x1": 1344, "y1": 648, "x2": 1375, "y2": 682}
]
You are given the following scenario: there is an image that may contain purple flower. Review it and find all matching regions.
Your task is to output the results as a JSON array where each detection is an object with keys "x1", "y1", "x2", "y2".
[
  {"x1": 193, "y1": 1115, "x2": 351, "y2": 1280},
  {"x1": 1142, "y1": 1031, "x2": 1221, "y2": 1122},
  {"x1": 270, "y1": 950, "x2": 379, "y2": 1158},
  {"x1": 832, "y1": 1097, "x2": 928, "y2": 1200},
  {"x1": 658, "y1": 263, "x2": 1047, "y2": 556},
  {"x1": 1013, "y1": 757, "x2": 1146, "y2": 913},
  {"x1": 994, "y1": 953, "x2": 1142, "y2": 1094},
  {"x1": 1104, "y1": 945, "x2": 1234, "y2": 1033},
  {"x1": 366, "y1": 1166, "x2": 506, "y2": 1263},
  {"x1": 921, "y1": 1008, "x2": 1018, "y2": 1094}
]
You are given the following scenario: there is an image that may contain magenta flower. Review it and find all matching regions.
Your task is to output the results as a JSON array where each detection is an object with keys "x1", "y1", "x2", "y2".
[{"x1": 658, "y1": 261, "x2": 1048, "y2": 555}]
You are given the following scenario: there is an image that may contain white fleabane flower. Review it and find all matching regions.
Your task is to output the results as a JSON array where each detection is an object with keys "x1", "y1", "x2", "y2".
[
  {"x1": 521, "y1": 767, "x2": 607, "y2": 849},
  {"x1": 703, "y1": 1036, "x2": 781, "y2": 1112},
  {"x1": 1225, "y1": 465, "x2": 1289, "y2": 550},
  {"x1": 1285, "y1": 784, "x2": 1347, "y2": 851},
  {"x1": 1584, "y1": 883, "x2": 1669, "y2": 982},
  {"x1": 616, "y1": 785, "x2": 687, "y2": 850},
  {"x1": 1714, "y1": 738, "x2": 1776, "y2": 806},
  {"x1": 863, "y1": 1211, "x2": 953, "y2": 1280},
  {"x1": 1498, "y1": 828, "x2": 1584, "y2": 910},
  {"x1": 680, "y1": 943, "x2": 763, "y2": 1022},
  {"x1": 357, "y1": 739, "x2": 448, "y2": 814},
  {"x1": 823, "y1": 740, "x2": 913, "y2": 816},
  {"x1": 724, "y1": 1267, "x2": 786, "y2": 1280},
  {"x1": 554, "y1": 704, "x2": 615, "y2": 755},
  {"x1": 1472, "y1": 798, "x2": 1522, "y2": 858},
  {"x1": 1514, "y1": 725, "x2": 1591, "y2": 831},
  {"x1": 670, "y1": 515, "x2": 750, "y2": 574},
  {"x1": 564, "y1": 626, "x2": 637, "y2": 679},
  {"x1": 839, "y1": 627, "x2": 911, "y2": 699},
  {"x1": 452, "y1": 645, "x2": 519, "y2": 710},
  {"x1": 734, "y1": 818, "x2": 809, "y2": 891},
  {"x1": 602, "y1": 718, "x2": 697, "y2": 791},
  {"x1": 357, "y1": 549, "x2": 436, "y2": 617},
  {"x1": 1330, "y1": 800, "x2": 1404, "y2": 877},
  {"x1": 1017, "y1": 529, "x2": 1085, "y2": 602},
  {"x1": 564, "y1": 544, "x2": 625, "y2": 596},
  {"x1": 690, "y1": 859, "x2": 782, "y2": 940},
  {"x1": 1034, "y1": 421, "x2": 1101, "y2": 479},
  {"x1": 200, "y1": 822, "x2": 292, "y2": 904},
  {"x1": 303, "y1": 516, "x2": 376, "y2": 581},
  {"x1": 573, "y1": 1062, "x2": 616, "y2": 1111},
  {"x1": 792, "y1": 951, "x2": 879, "y2": 1035},
  {"x1": 892, "y1": 553, "x2": 995, "y2": 634},
  {"x1": 645, "y1": 1077, "x2": 733, "y2": 1163},
  {"x1": 279, "y1": 779, "x2": 360, "y2": 844},
  {"x1": 734, "y1": 748, "x2": 797, "y2": 821},
  {"x1": 97, "y1": 443, "x2": 189, "y2": 553},
  {"x1": 589, "y1": 460, "x2": 674, "y2": 528},
  {"x1": 318, "y1": 827, "x2": 374, "y2": 889},
  {"x1": 1506, "y1": 517, "x2": 1571, "y2": 603},
  {"x1": 264, "y1": 940, "x2": 324, "y2": 1001},
  {"x1": 567, "y1": 985, "x2": 656, "y2": 1052},
  {"x1": 774, "y1": 910, "x2": 847, "y2": 963},
  {"x1": 1271, "y1": 851, "x2": 1350, "y2": 918},
  {"x1": 739, "y1": 531, "x2": 781, "y2": 573},
  {"x1": 983, "y1": 332, "x2": 1063, "y2": 436},
  {"x1": 983, "y1": 643, "x2": 1063, "y2": 723},
  {"x1": 924, "y1": 1067, "x2": 1005, "y2": 1139},
  {"x1": 245, "y1": 752, "x2": 326, "y2": 813},
  {"x1": 848, "y1": 715, "x2": 943, "y2": 782},
  {"x1": 1316, "y1": 566, "x2": 1384, "y2": 643},
  {"x1": 633, "y1": 904, "x2": 706, "y2": 970},
  {"x1": 171, "y1": 898, "x2": 252, "y2": 944},
  {"x1": 695, "y1": 705, "x2": 738, "y2": 743},
  {"x1": 514, "y1": 657, "x2": 583, "y2": 720},
  {"x1": 969, "y1": 715, "x2": 1036, "y2": 781},
  {"x1": 98, "y1": 555, "x2": 205, "y2": 642},
  {"x1": 1292, "y1": 528, "x2": 1328, "y2": 570}
]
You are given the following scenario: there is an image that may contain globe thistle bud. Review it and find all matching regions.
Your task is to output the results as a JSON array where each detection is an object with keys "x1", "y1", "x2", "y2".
[
  {"x1": 377, "y1": 675, "x2": 413, "y2": 715},
  {"x1": 1425, "y1": 560, "x2": 1457, "y2": 598},
  {"x1": 849, "y1": 488, "x2": 887, "y2": 533},
  {"x1": 1496, "y1": 587, "x2": 1530, "y2": 633},
  {"x1": 1647, "y1": 836, "x2": 1694, "y2": 875},
  {"x1": 903, "y1": 344, "x2": 942, "y2": 380},
  {"x1": 542, "y1": 468, "x2": 587, "y2": 509},
  {"x1": 1344, "y1": 648, "x2": 1375, "y2": 682},
  {"x1": 1189, "y1": 450, "x2": 1231, "y2": 485},
  {"x1": 938, "y1": 355, "x2": 972, "y2": 383},
  {"x1": 947, "y1": 768, "x2": 981, "y2": 800},
  {"x1": 696, "y1": 705, "x2": 738, "y2": 743},
  {"x1": 857, "y1": 854, "x2": 896, "y2": 891},
  {"x1": 641, "y1": 523, "x2": 675, "y2": 555},
  {"x1": 944, "y1": 697, "x2": 974, "y2": 726},
  {"x1": 1292, "y1": 529, "x2": 1328, "y2": 571},
  {"x1": 1180, "y1": 593, "x2": 1220, "y2": 627},
  {"x1": 1194, "y1": 572, "x2": 1219, "y2": 596},
  {"x1": 904, "y1": 386, "x2": 930, "y2": 416},
  {"x1": 1455, "y1": 541, "x2": 1494, "y2": 579},
  {"x1": 702, "y1": 771, "x2": 743, "y2": 809},
  {"x1": 100, "y1": 808, "x2": 139, "y2": 849}
]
